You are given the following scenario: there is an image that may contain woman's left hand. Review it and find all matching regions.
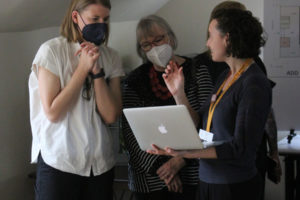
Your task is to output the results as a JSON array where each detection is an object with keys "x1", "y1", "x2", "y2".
[
  {"x1": 75, "y1": 42, "x2": 102, "y2": 74},
  {"x1": 156, "y1": 157, "x2": 185, "y2": 184},
  {"x1": 147, "y1": 144, "x2": 188, "y2": 157},
  {"x1": 75, "y1": 42, "x2": 99, "y2": 56},
  {"x1": 167, "y1": 174, "x2": 182, "y2": 193},
  {"x1": 91, "y1": 61, "x2": 102, "y2": 74},
  {"x1": 148, "y1": 144, "x2": 217, "y2": 159}
]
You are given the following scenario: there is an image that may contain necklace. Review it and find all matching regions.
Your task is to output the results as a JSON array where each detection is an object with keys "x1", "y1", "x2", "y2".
[{"x1": 149, "y1": 66, "x2": 172, "y2": 100}]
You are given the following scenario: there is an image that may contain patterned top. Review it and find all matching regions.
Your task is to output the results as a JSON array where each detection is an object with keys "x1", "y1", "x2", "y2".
[{"x1": 122, "y1": 57, "x2": 213, "y2": 192}]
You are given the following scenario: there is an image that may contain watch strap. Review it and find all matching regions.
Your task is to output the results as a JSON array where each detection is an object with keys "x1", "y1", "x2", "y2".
[{"x1": 90, "y1": 69, "x2": 105, "y2": 79}]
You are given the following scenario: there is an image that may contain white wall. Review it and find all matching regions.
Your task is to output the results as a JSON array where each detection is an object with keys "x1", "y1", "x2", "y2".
[
  {"x1": 156, "y1": 0, "x2": 264, "y2": 55},
  {"x1": 109, "y1": 20, "x2": 142, "y2": 73},
  {"x1": 156, "y1": 1, "x2": 284, "y2": 200},
  {"x1": 0, "y1": 27, "x2": 59, "y2": 200}
]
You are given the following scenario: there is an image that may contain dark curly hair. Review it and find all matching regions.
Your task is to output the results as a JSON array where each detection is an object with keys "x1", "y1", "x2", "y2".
[{"x1": 211, "y1": 8, "x2": 266, "y2": 58}]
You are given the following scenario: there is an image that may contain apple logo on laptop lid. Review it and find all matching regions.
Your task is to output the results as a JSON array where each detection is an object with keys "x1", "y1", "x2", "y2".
[{"x1": 158, "y1": 124, "x2": 168, "y2": 134}]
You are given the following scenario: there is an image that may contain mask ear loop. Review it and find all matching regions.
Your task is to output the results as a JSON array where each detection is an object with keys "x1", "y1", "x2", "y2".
[
  {"x1": 165, "y1": 33, "x2": 171, "y2": 47},
  {"x1": 164, "y1": 34, "x2": 175, "y2": 67},
  {"x1": 77, "y1": 11, "x2": 87, "y2": 26},
  {"x1": 75, "y1": 11, "x2": 87, "y2": 44},
  {"x1": 165, "y1": 34, "x2": 174, "y2": 56}
]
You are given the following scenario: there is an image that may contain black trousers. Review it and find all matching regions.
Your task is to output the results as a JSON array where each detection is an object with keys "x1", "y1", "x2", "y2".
[
  {"x1": 35, "y1": 154, "x2": 114, "y2": 200},
  {"x1": 196, "y1": 173, "x2": 262, "y2": 200},
  {"x1": 134, "y1": 185, "x2": 197, "y2": 200}
]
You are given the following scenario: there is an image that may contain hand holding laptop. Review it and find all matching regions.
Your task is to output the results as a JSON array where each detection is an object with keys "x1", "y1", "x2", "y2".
[
  {"x1": 147, "y1": 143, "x2": 219, "y2": 159},
  {"x1": 147, "y1": 144, "x2": 190, "y2": 157}
]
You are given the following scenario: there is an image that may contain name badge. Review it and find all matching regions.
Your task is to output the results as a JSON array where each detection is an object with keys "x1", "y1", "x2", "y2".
[{"x1": 199, "y1": 129, "x2": 214, "y2": 142}]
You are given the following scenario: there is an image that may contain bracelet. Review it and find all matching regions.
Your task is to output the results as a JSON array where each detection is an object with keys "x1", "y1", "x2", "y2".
[{"x1": 90, "y1": 70, "x2": 105, "y2": 79}]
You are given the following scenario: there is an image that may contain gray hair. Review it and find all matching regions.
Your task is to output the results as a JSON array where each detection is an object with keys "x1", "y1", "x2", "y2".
[{"x1": 136, "y1": 15, "x2": 178, "y2": 61}]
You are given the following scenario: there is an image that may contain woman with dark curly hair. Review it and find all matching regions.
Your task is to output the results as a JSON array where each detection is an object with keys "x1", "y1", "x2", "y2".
[{"x1": 148, "y1": 9, "x2": 272, "y2": 200}]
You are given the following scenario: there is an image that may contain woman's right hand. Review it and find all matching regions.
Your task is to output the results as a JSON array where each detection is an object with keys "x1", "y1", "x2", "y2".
[
  {"x1": 76, "y1": 42, "x2": 100, "y2": 73},
  {"x1": 163, "y1": 61, "x2": 185, "y2": 98}
]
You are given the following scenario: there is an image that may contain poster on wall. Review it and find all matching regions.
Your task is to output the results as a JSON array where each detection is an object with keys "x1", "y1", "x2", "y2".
[{"x1": 264, "y1": 0, "x2": 300, "y2": 78}]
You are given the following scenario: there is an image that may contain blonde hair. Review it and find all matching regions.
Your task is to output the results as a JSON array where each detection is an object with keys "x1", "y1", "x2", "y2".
[{"x1": 60, "y1": 0, "x2": 111, "y2": 44}]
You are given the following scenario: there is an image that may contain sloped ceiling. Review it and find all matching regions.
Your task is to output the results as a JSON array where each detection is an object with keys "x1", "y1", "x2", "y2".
[{"x1": 0, "y1": 0, "x2": 170, "y2": 33}]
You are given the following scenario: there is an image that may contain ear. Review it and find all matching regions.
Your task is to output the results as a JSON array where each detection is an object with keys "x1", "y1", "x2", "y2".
[
  {"x1": 72, "y1": 10, "x2": 79, "y2": 24},
  {"x1": 223, "y1": 33, "x2": 230, "y2": 47}
]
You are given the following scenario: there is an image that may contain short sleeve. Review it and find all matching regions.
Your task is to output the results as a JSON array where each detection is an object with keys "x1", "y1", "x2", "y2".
[
  {"x1": 32, "y1": 43, "x2": 59, "y2": 77},
  {"x1": 109, "y1": 49, "x2": 125, "y2": 78},
  {"x1": 100, "y1": 46, "x2": 125, "y2": 79}
]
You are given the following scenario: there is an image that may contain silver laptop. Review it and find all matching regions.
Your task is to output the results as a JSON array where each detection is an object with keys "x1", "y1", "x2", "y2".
[{"x1": 123, "y1": 105, "x2": 205, "y2": 151}]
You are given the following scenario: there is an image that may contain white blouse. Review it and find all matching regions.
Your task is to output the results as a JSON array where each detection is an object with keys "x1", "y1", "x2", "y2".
[{"x1": 28, "y1": 36, "x2": 124, "y2": 176}]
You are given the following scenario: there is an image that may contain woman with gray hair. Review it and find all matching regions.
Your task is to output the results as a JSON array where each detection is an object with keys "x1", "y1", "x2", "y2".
[{"x1": 122, "y1": 15, "x2": 213, "y2": 200}]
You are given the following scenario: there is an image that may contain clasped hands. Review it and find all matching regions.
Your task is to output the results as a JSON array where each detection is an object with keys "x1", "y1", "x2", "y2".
[
  {"x1": 156, "y1": 156, "x2": 186, "y2": 193},
  {"x1": 75, "y1": 42, "x2": 102, "y2": 74}
]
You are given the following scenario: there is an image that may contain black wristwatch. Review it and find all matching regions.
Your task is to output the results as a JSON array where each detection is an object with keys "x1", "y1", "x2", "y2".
[{"x1": 90, "y1": 69, "x2": 105, "y2": 79}]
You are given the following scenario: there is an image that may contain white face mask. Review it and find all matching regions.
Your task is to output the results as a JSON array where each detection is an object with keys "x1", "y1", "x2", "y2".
[{"x1": 146, "y1": 44, "x2": 173, "y2": 68}]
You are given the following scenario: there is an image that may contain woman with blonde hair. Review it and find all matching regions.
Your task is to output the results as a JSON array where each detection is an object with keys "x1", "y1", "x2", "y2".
[{"x1": 28, "y1": 0, "x2": 124, "y2": 199}]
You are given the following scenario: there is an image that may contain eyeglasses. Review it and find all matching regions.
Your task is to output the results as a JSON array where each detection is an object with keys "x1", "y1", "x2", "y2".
[{"x1": 140, "y1": 35, "x2": 166, "y2": 51}]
